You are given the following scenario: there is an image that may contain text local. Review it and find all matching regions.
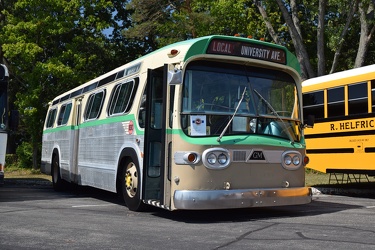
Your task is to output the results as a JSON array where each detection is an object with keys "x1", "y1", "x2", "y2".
[
  {"x1": 210, "y1": 41, "x2": 282, "y2": 61},
  {"x1": 211, "y1": 41, "x2": 233, "y2": 53}
]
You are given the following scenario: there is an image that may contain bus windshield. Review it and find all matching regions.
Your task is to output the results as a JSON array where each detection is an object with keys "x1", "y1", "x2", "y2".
[{"x1": 181, "y1": 60, "x2": 301, "y2": 141}]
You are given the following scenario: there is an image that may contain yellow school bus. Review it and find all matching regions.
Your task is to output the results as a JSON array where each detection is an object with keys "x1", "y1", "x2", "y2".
[{"x1": 303, "y1": 64, "x2": 375, "y2": 177}]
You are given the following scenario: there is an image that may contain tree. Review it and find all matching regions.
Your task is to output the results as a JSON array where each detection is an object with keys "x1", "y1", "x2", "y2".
[
  {"x1": 0, "y1": 0, "x2": 133, "y2": 169},
  {"x1": 125, "y1": 0, "x2": 270, "y2": 47},
  {"x1": 356, "y1": 0, "x2": 375, "y2": 67},
  {"x1": 254, "y1": 0, "x2": 375, "y2": 79}
]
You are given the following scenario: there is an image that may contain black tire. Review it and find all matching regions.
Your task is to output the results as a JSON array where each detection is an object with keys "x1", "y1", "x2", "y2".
[
  {"x1": 52, "y1": 155, "x2": 65, "y2": 191},
  {"x1": 120, "y1": 157, "x2": 147, "y2": 211}
]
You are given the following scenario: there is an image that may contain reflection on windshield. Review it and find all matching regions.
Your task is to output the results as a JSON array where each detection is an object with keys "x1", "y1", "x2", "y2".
[{"x1": 181, "y1": 61, "x2": 301, "y2": 141}]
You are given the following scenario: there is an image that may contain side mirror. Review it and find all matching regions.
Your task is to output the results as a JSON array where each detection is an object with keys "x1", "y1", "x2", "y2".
[
  {"x1": 167, "y1": 69, "x2": 182, "y2": 85},
  {"x1": 304, "y1": 114, "x2": 315, "y2": 128}
]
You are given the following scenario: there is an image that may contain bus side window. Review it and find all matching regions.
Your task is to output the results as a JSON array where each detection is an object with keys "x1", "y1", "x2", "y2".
[
  {"x1": 108, "y1": 78, "x2": 138, "y2": 116},
  {"x1": 327, "y1": 87, "x2": 344, "y2": 117},
  {"x1": 303, "y1": 91, "x2": 324, "y2": 122},
  {"x1": 46, "y1": 108, "x2": 57, "y2": 128},
  {"x1": 57, "y1": 103, "x2": 72, "y2": 126},
  {"x1": 84, "y1": 90, "x2": 106, "y2": 120},
  {"x1": 348, "y1": 82, "x2": 367, "y2": 115}
]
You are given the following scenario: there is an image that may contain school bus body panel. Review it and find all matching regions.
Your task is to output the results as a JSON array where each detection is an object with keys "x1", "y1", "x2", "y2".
[{"x1": 303, "y1": 64, "x2": 375, "y2": 174}]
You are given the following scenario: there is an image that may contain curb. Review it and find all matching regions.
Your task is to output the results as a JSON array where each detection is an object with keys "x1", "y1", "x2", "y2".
[{"x1": 312, "y1": 186, "x2": 375, "y2": 197}]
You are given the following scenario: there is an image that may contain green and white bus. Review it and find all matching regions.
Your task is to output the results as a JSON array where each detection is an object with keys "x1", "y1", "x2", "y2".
[{"x1": 41, "y1": 35, "x2": 312, "y2": 211}]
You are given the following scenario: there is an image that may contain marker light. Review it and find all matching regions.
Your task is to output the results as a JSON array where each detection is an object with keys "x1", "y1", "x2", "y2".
[
  {"x1": 168, "y1": 49, "x2": 180, "y2": 57},
  {"x1": 187, "y1": 153, "x2": 197, "y2": 163},
  {"x1": 175, "y1": 151, "x2": 201, "y2": 165},
  {"x1": 304, "y1": 156, "x2": 310, "y2": 165}
]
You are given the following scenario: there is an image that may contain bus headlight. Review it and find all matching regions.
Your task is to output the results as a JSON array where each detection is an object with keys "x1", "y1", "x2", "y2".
[
  {"x1": 218, "y1": 153, "x2": 228, "y2": 164},
  {"x1": 207, "y1": 153, "x2": 217, "y2": 164},
  {"x1": 203, "y1": 148, "x2": 230, "y2": 169},
  {"x1": 281, "y1": 151, "x2": 302, "y2": 170},
  {"x1": 284, "y1": 155, "x2": 292, "y2": 165},
  {"x1": 293, "y1": 155, "x2": 300, "y2": 165}
]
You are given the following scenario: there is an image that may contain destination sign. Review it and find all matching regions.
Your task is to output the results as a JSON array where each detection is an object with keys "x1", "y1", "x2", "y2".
[{"x1": 206, "y1": 39, "x2": 286, "y2": 64}]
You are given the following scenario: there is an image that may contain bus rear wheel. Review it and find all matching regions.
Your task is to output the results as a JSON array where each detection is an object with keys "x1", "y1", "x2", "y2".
[
  {"x1": 121, "y1": 158, "x2": 146, "y2": 211},
  {"x1": 52, "y1": 155, "x2": 65, "y2": 191}
]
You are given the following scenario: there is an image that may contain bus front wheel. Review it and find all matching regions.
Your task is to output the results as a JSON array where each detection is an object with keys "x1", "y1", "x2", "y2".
[{"x1": 121, "y1": 158, "x2": 146, "y2": 211}]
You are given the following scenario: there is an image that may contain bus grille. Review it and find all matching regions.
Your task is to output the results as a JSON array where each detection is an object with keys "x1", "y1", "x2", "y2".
[{"x1": 232, "y1": 150, "x2": 247, "y2": 162}]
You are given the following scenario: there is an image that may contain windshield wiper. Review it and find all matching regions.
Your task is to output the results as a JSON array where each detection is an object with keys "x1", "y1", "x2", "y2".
[
  {"x1": 217, "y1": 87, "x2": 246, "y2": 142},
  {"x1": 253, "y1": 89, "x2": 294, "y2": 144}
]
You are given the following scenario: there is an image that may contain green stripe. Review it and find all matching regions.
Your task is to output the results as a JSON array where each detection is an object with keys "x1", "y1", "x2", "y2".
[
  {"x1": 44, "y1": 119, "x2": 303, "y2": 148},
  {"x1": 43, "y1": 114, "x2": 145, "y2": 135},
  {"x1": 170, "y1": 129, "x2": 303, "y2": 148}
]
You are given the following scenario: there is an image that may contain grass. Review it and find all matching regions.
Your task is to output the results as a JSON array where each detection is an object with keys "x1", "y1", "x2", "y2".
[
  {"x1": 4, "y1": 167, "x2": 52, "y2": 181},
  {"x1": 305, "y1": 169, "x2": 330, "y2": 186}
]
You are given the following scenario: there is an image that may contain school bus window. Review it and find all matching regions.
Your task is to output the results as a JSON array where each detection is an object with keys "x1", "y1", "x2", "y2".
[
  {"x1": 371, "y1": 80, "x2": 375, "y2": 110},
  {"x1": 303, "y1": 91, "x2": 324, "y2": 119},
  {"x1": 57, "y1": 103, "x2": 72, "y2": 126},
  {"x1": 327, "y1": 87, "x2": 344, "y2": 117},
  {"x1": 348, "y1": 82, "x2": 367, "y2": 115},
  {"x1": 108, "y1": 79, "x2": 138, "y2": 116},
  {"x1": 46, "y1": 108, "x2": 57, "y2": 128},
  {"x1": 85, "y1": 90, "x2": 106, "y2": 120}
]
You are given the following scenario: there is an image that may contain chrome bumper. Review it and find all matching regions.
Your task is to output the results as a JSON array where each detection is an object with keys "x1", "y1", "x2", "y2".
[{"x1": 174, "y1": 187, "x2": 312, "y2": 210}]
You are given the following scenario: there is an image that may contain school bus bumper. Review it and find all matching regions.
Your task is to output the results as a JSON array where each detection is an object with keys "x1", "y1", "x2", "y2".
[{"x1": 173, "y1": 187, "x2": 312, "y2": 210}]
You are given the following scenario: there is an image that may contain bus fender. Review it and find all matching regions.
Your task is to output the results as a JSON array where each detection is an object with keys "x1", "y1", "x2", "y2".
[{"x1": 116, "y1": 147, "x2": 143, "y2": 194}]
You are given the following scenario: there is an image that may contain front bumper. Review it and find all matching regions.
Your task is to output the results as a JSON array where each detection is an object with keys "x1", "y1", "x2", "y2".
[{"x1": 174, "y1": 187, "x2": 312, "y2": 210}]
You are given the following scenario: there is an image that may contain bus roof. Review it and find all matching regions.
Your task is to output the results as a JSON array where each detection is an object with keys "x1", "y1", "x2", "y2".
[
  {"x1": 302, "y1": 64, "x2": 375, "y2": 92},
  {"x1": 51, "y1": 35, "x2": 299, "y2": 104}
]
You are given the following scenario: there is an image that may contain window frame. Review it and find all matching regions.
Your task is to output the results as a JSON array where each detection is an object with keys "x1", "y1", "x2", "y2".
[
  {"x1": 108, "y1": 78, "x2": 138, "y2": 116},
  {"x1": 84, "y1": 90, "x2": 106, "y2": 121},
  {"x1": 57, "y1": 102, "x2": 72, "y2": 126},
  {"x1": 46, "y1": 108, "x2": 57, "y2": 128}
]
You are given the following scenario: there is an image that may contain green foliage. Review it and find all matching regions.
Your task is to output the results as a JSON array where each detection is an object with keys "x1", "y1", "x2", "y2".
[
  {"x1": 2, "y1": 0, "x2": 375, "y2": 170},
  {"x1": 5, "y1": 154, "x2": 18, "y2": 168},
  {"x1": 0, "y1": 0, "x2": 138, "y2": 169},
  {"x1": 13, "y1": 141, "x2": 33, "y2": 168}
]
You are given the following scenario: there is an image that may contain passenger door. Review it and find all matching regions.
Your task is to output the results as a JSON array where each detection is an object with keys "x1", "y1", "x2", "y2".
[{"x1": 143, "y1": 65, "x2": 172, "y2": 208}]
